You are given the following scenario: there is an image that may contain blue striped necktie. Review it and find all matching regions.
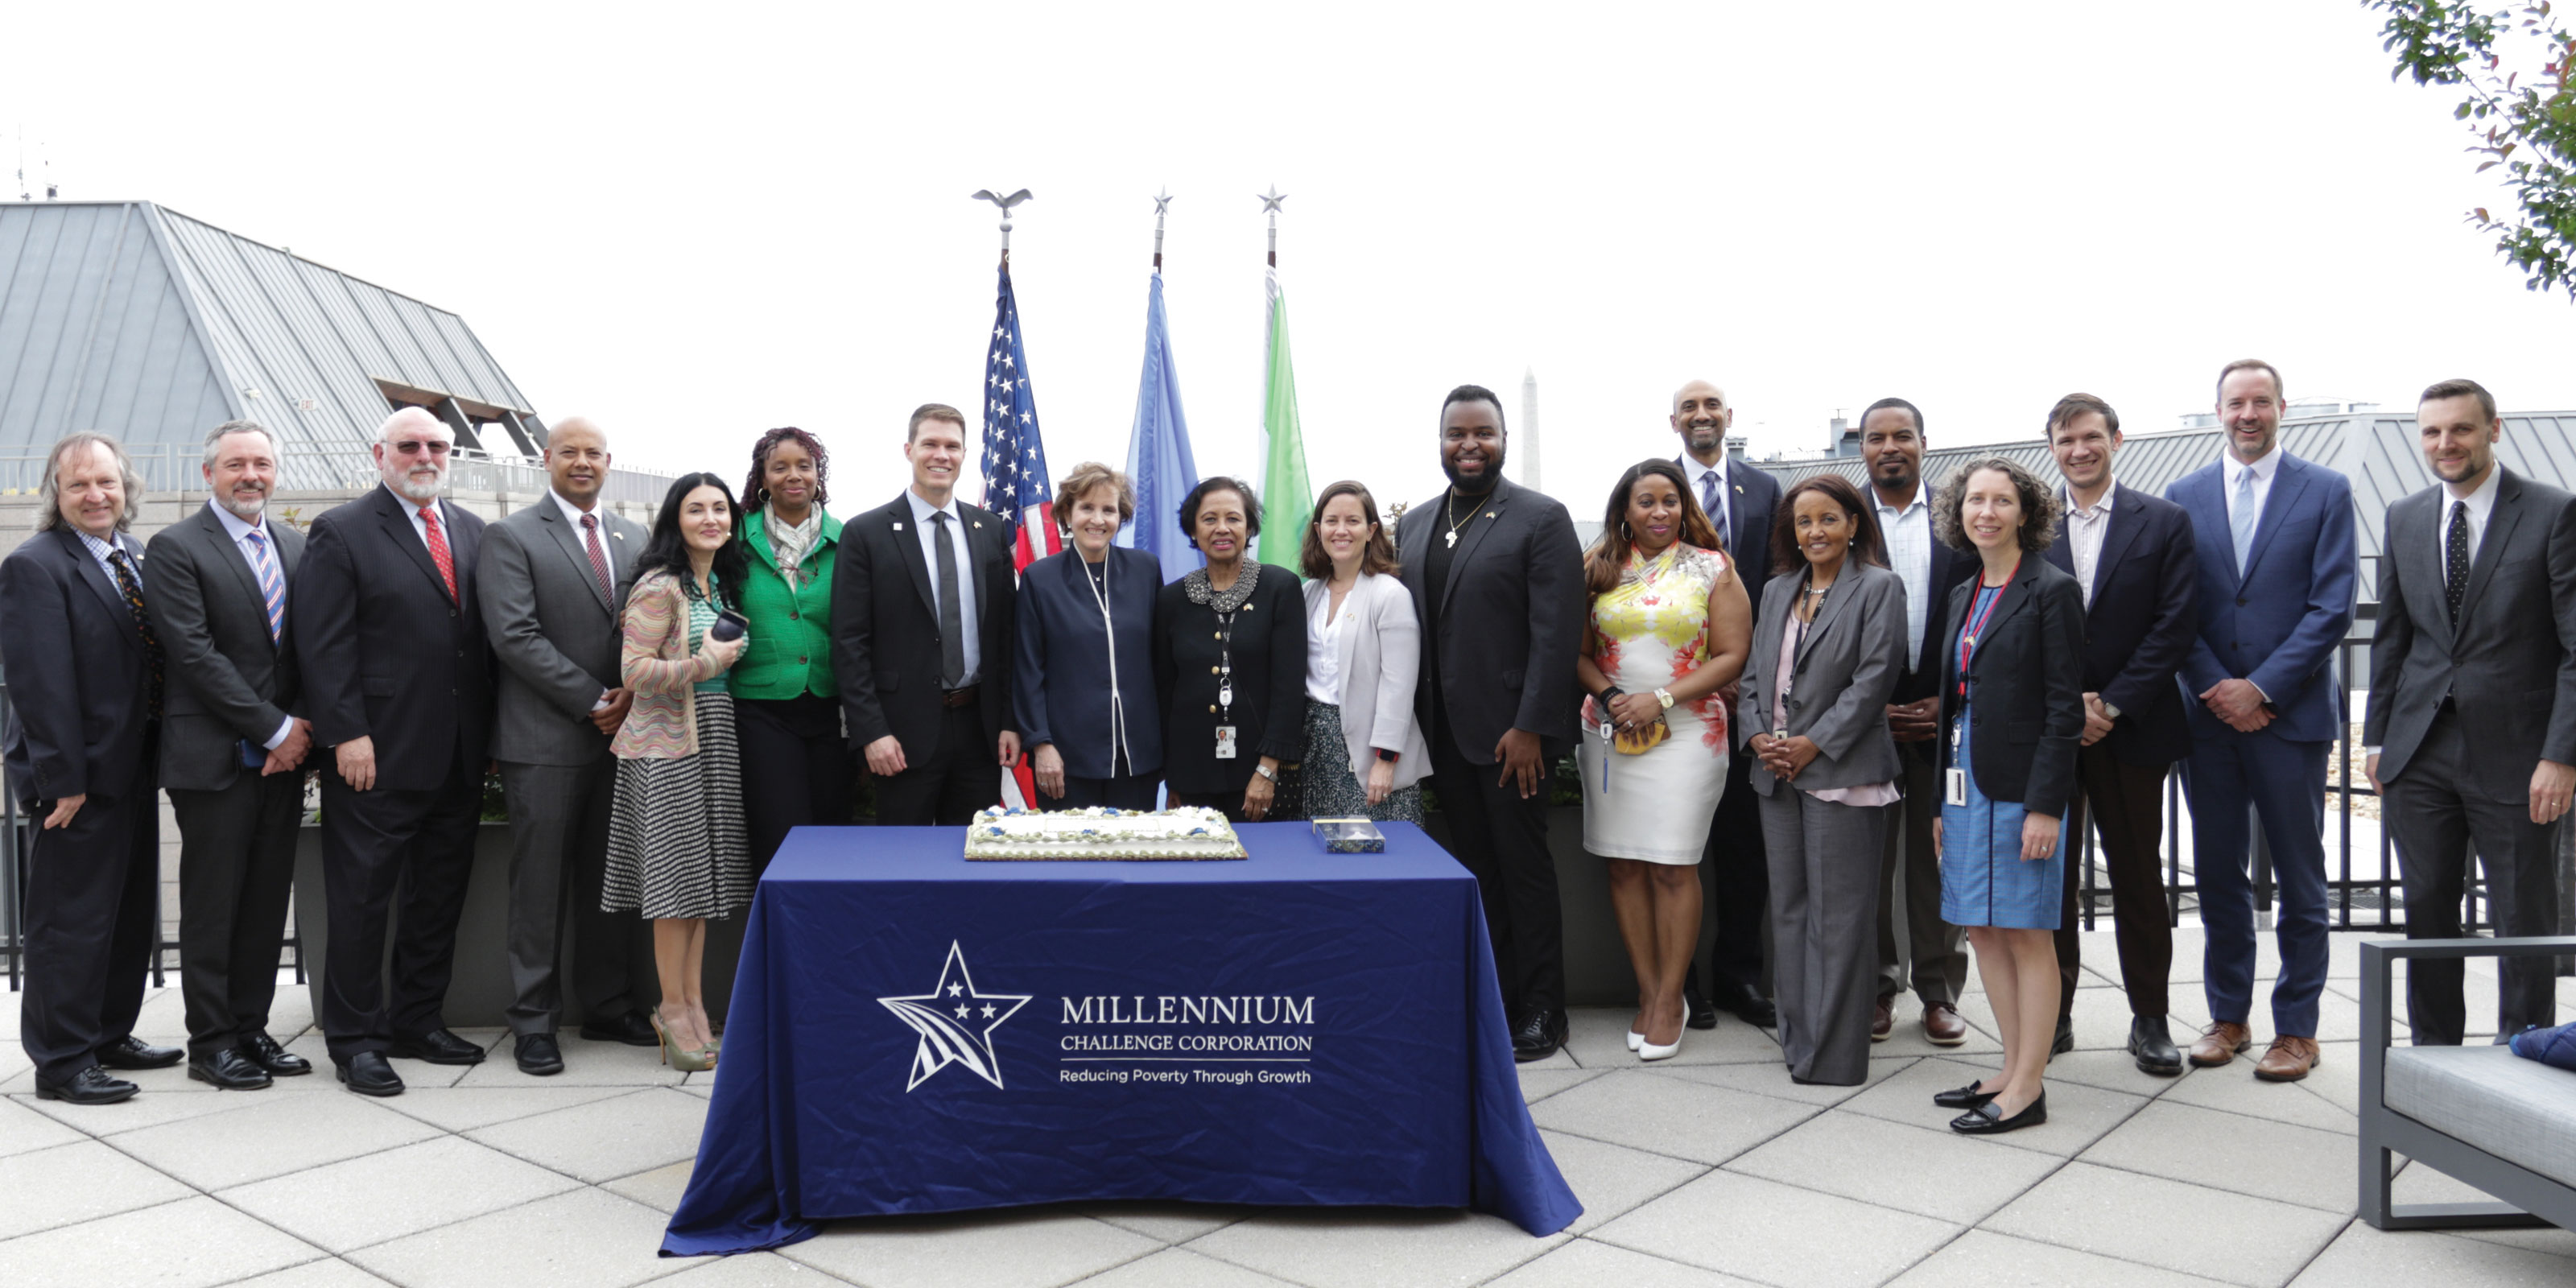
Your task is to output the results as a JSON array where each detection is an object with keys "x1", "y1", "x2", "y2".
[{"x1": 246, "y1": 529, "x2": 285, "y2": 643}]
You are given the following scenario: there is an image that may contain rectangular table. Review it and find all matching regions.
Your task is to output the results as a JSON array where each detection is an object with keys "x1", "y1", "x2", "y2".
[{"x1": 664, "y1": 821, "x2": 1581, "y2": 1255}]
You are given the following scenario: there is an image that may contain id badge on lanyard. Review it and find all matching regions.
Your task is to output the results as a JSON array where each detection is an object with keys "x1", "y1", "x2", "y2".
[
  {"x1": 1945, "y1": 720, "x2": 1968, "y2": 807},
  {"x1": 1215, "y1": 725, "x2": 1238, "y2": 759}
]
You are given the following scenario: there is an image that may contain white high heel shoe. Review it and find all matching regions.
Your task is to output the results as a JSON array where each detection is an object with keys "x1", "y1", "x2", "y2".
[
  {"x1": 1627, "y1": 1026, "x2": 1645, "y2": 1052},
  {"x1": 1640, "y1": 1002, "x2": 1687, "y2": 1062}
]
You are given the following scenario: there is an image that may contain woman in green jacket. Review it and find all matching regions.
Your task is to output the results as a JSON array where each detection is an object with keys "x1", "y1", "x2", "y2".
[{"x1": 733, "y1": 427, "x2": 852, "y2": 874}]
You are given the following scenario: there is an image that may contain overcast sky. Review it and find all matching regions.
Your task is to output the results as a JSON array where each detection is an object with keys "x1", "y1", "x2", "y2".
[{"x1": 8, "y1": 1, "x2": 2573, "y2": 517}]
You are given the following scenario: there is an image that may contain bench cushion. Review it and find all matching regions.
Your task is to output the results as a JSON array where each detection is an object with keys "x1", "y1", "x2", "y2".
[{"x1": 2386, "y1": 1044, "x2": 2576, "y2": 1187}]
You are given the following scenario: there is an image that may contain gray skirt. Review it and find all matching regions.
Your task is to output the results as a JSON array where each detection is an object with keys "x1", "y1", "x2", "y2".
[
  {"x1": 604, "y1": 691, "x2": 753, "y2": 921},
  {"x1": 1301, "y1": 700, "x2": 1423, "y2": 824}
]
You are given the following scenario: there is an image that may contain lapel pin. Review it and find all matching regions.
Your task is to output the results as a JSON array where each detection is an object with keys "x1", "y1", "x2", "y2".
[
  {"x1": 973, "y1": 520, "x2": 984, "y2": 528},
  {"x1": 893, "y1": 522, "x2": 904, "y2": 531}
]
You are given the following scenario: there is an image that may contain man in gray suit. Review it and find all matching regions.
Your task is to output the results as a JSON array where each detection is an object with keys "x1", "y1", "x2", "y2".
[
  {"x1": 477, "y1": 417, "x2": 654, "y2": 1074},
  {"x1": 147, "y1": 421, "x2": 315, "y2": 1091},
  {"x1": 2367, "y1": 378, "x2": 2576, "y2": 1046}
]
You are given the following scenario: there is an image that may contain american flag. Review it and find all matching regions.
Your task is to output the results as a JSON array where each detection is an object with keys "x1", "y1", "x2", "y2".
[{"x1": 980, "y1": 262, "x2": 1060, "y2": 572}]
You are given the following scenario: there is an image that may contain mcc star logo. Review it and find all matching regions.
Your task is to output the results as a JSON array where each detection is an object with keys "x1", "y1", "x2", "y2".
[{"x1": 876, "y1": 942, "x2": 1031, "y2": 1092}]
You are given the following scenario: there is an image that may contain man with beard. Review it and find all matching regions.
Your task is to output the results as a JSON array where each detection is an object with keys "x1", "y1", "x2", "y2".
[
  {"x1": 295, "y1": 407, "x2": 497, "y2": 1096},
  {"x1": 1861, "y1": 398, "x2": 1975, "y2": 1046},
  {"x1": 1670, "y1": 380, "x2": 1781, "y2": 1030},
  {"x1": 1397, "y1": 385, "x2": 1584, "y2": 1059},
  {"x1": 145, "y1": 421, "x2": 316, "y2": 1090}
]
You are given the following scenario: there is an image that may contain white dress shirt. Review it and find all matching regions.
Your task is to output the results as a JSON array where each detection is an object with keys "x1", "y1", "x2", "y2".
[
  {"x1": 1875, "y1": 489, "x2": 1934, "y2": 668},
  {"x1": 1682, "y1": 455, "x2": 1729, "y2": 546},
  {"x1": 207, "y1": 500, "x2": 297, "y2": 749},
  {"x1": 1307, "y1": 584, "x2": 1347, "y2": 706},
  {"x1": 2436, "y1": 463, "x2": 2504, "y2": 588},
  {"x1": 2221, "y1": 446, "x2": 2283, "y2": 550},
  {"x1": 386, "y1": 483, "x2": 452, "y2": 555},
  {"x1": 2062, "y1": 483, "x2": 2115, "y2": 609},
  {"x1": 906, "y1": 489, "x2": 983, "y2": 685}
]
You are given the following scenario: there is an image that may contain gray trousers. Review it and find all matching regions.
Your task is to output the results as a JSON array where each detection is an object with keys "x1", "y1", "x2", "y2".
[
  {"x1": 1763, "y1": 786, "x2": 1889, "y2": 1085},
  {"x1": 2388, "y1": 709, "x2": 2562, "y2": 1045},
  {"x1": 498, "y1": 758, "x2": 648, "y2": 1036},
  {"x1": 1878, "y1": 742, "x2": 1967, "y2": 1004}
]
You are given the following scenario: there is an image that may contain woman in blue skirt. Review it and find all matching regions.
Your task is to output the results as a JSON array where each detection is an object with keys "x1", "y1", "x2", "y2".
[{"x1": 1929, "y1": 456, "x2": 2086, "y2": 1136}]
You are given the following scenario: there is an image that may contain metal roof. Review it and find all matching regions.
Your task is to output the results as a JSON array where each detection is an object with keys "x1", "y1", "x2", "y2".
[{"x1": 0, "y1": 200, "x2": 540, "y2": 476}]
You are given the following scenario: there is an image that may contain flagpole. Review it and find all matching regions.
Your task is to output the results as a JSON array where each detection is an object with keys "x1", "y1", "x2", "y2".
[
  {"x1": 1152, "y1": 188, "x2": 1170, "y2": 270},
  {"x1": 970, "y1": 187, "x2": 1032, "y2": 267},
  {"x1": 1259, "y1": 185, "x2": 1286, "y2": 267}
]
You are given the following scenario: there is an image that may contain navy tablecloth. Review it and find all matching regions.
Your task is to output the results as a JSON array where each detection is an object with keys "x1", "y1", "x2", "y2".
[{"x1": 663, "y1": 821, "x2": 1581, "y2": 1255}]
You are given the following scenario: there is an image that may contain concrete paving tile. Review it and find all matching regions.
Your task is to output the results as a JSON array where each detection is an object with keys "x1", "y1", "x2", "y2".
[
  {"x1": 1484, "y1": 1237, "x2": 1767, "y2": 1287},
  {"x1": 217, "y1": 1135, "x2": 584, "y2": 1253},
  {"x1": 0, "y1": 1094, "x2": 85, "y2": 1158},
  {"x1": 1062, "y1": 1246, "x2": 1301, "y2": 1287},
  {"x1": 1516, "y1": 1067, "x2": 1604, "y2": 1104},
  {"x1": 464, "y1": 1085, "x2": 706, "y2": 1183},
  {"x1": 225, "y1": 1258, "x2": 400, "y2": 1286},
  {"x1": 0, "y1": 1039, "x2": 29, "y2": 1083},
  {"x1": 650, "y1": 1250, "x2": 853, "y2": 1285},
  {"x1": 2287, "y1": 1042, "x2": 2364, "y2": 1116},
  {"x1": 1645, "y1": 1055, "x2": 1911, "y2": 1107},
  {"x1": 1562, "y1": 1008, "x2": 1781, "y2": 1067},
  {"x1": 448, "y1": 1034, "x2": 686, "y2": 1088},
  {"x1": 1886, "y1": 1228, "x2": 2234, "y2": 1286},
  {"x1": 1724, "y1": 1109, "x2": 2064, "y2": 1224},
  {"x1": 1590, "y1": 1169, "x2": 1959, "y2": 1288},
  {"x1": 348, "y1": 1187, "x2": 677, "y2": 1288},
  {"x1": 1957, "y1": 989, "x2": 2139, "y2": 1055},
  {"x1": 0, "y1": 1194, "x2": 322, "y2": 1288},
  {"x1": 2156, "y1": 1056, "x2": 2355, "y2": 1134},
  {"x1": 788, "y1": 1209, "x2": 1165, "y2": 1288},
  {"x1": 1838, "y1": 1056, "x2": 2149, "y2": 1157},
  {"x1": 382, "y1": 1084, "x2": 649, "y2": 1133},
  {"x1": 1867, "y1": 994, "x2": 2004, "y2": 1057},
  {"x1": 2388, "y1": 1159, "x2": 2576, "y2": 1261},
  {"x1": 12, "y1": 1081, "x2": 269, "y2": 1137},
  {"x1": 2289, "y1": 1219, "x2": 2576, "y2": 1286},
  {"x1": 1074, "y1": 1200, "x2": 1257, "y2": 1244},
  {"x1": 1517, "y1": 1046, "x2": 1583, "y2": 1072},
  {"x1": 2039, "y1": 1047, "x2": 2193, "y2": 1097},
  {"x1": 1526, "y1": 1067, "x2": 1818, "y2": 1165},
  {"x1": 602, "y1": 1158, "x2": 696, "y2": 1216},
  {"x1": 1537, "y1": 1128, "x2": 1706, "y2": 1236},
  {"x1": 1985, "y1": 1161, "x2": 2346, "y2": 1288},
  {"x1": 0, "y1": 1139, "x2": 196, "y2": 1240},
  {"x1": 1186, "y1": 1208, "x2": 1564, "y2": 1288},
  {"x1": 109, "y1": 1088, "x2": 441, "y2": 1190},
  {"x1": 126, "y1": 988, "x2": 192, "y2": 1040},
  {"x1": 2078, "y1": 1100, "x2": 2355, "y2": 1214}
]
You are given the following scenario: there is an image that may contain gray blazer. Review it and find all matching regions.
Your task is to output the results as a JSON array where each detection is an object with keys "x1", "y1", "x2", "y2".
[
  {"x1": 478, "y1": 497, "x2": 647, "y2": 766},
  {"x1": 144, "y1": 502, "x2": 306, "y2": 793},
  {"x1": 1736, "y1": 561, "x2": 1908, "y2": 797},
  {"x1": 2365, "y1": 468, "x2": 2576, "y2": 799},
  {"x1": 1302, "y1": 571, "x2": 1432, "y2": 791}
]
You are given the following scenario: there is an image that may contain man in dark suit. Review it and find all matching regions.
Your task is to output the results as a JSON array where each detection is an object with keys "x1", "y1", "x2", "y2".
[
  {"x1": 477, "y1": 416, "x2": 656, "y2": 1075},
  {"x1": 2041, "y1": 394, "x2": 2198, "y2": 1075},
  {"x1": 833, "y1": 403, "x2": 1020, "y2": 825},
  {"x1": 146, "y1": 421, "x2": 316, "y2": 1091},
  {"x1": 295, "y1": 407, "x2": 497, "y2": 1096},
  {"x1": 0, "y1": 433, "x2": 181, "y2": 1104},
  {"x1": 1861, "y1": 398, "x2": 1976, "y2": 1045},
  {"x1": 1670, "y1": 378, "x2": 1781, "y2": 1030},
  {"x1": 2168, "y1": 359, "x2": 2357, "y2": 1083},
  {"x1": 1397, "y1": 384, "x2": 1584, "y2": 1061},
  {"x1": 2367, "y1": 378, "x2": 2576, "y2": 1046}
]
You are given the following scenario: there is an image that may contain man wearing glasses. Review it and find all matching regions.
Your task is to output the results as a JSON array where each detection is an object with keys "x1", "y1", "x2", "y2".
[{"x1": 294, "y1": 407, "x2": 497, "y2": 1096}]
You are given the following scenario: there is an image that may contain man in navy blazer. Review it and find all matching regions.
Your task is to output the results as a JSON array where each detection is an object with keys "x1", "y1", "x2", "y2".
[
  {"x1": 1670, "y1": 379, "x2": 1782, "y2": 1030},
  {"x1": 2042, "y1": 395, "x2": 2198, "y2": 1075},
  {"x1": 2166, "y1": 360, "x2": 2357, "y2": 1083}
]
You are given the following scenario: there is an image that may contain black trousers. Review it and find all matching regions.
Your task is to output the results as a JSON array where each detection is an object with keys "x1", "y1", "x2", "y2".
[
  {"x1": 20, "y1": 782, "x2": 158, "y2": 1084},
  {"x1": 2390, "y1": 707, "x2": 2562, "y2": 1045},
  {"x1": 497, "y1": 757, "x2": 647, "y2": 1036},
  {"x1": 1067, "y1": 774, "x2": 1162, "y2": 811},
  {"x1": 875, "y1": 703, "x2": 1000, "y2": 827},
  {"x1": 318, "y1": 740, "x2": 482, "y2": 1062},
  {"x1": 171, "y1": 769, "x2": 303, "y2": 1058},
  {"x1": 2056, "y1": 745, "x2": 2175, "y2": 1021},
  {"x1": 1431, "y1": 725, "x2": 1563, "y2": 1020},
  {"x1": 1694, "y1": 750, "x2": 1769, "y2": 996},
  {"x1": 737, "y1": 694, "x2": 855, "y2": 874}
]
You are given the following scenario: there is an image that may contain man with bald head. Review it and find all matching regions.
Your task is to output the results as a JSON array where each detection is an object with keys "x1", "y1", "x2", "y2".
[
  {"x1": 1670, "y1": 380, "x2": 1782, "y2": 1030},
  {"x1": 295, "y1": 407, "x2": 497, "y2": 1096},
  {"x1": 478, "y1": 417, "x2": 654, "y2": 1074}
]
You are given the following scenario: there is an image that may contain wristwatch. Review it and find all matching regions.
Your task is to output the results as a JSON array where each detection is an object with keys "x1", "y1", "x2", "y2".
[
  {"x1": 1654, "y1": 687, "x2": 1675, "y2": 709},
  {"x1": 1374, "y1": 748, "x2": 1401, "y2": 763},
  {"x1": 1253, "y1": 763, "x2": 1279, "y2": 782}
]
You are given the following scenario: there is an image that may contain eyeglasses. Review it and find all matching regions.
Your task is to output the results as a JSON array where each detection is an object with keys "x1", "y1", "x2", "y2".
[{"x1": 390, "y1": 440, "x2": 453, "y2": 456}]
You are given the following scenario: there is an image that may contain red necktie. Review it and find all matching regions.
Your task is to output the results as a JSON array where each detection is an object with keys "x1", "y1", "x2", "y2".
[
  {"x1": 420, "y1": 504, "x2": 457, "y2": 601},
  {"x1": 581, "y1": 514, "x2": 613, "y2": 602}
]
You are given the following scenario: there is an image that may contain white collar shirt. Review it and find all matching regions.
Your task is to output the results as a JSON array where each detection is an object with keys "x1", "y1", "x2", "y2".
[
  {"x1": 906, "y1": 489, "x2": 983, "y2": 686},
  {"x1": 1681, "y1": 455, "x2": 1729, "y2": 547},
  {"x1": 1875, "y1": 489, "x2": 1934, "y2": 667},
  {"x1": 2220, "y1": 446, "x2": 2284, "y2": 547},
  {"x1": 384, "y1": 484, "x2": 449, "y2": 554},
  {"x1": 2062, "y1": 482, "x2": 2116, "y2": 609},
  {"x1": 2437, "y1": 464, "x2": 2504, "y2": 588}
]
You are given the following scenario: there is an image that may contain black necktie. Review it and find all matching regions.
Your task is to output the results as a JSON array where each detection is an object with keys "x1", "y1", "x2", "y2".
[
  {"x1": 107, "y1": 548, "x2": 166, "y2": 719},
  {"x1": 931, "y1": 512, "x2": 966, "y2": 687},
  {"x1": 2446, "y1": 499, "x2": 2471, "y2": 625}
]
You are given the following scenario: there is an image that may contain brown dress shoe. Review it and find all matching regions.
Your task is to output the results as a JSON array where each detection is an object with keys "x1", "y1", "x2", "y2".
[
  {"x1": 2188, "y1": 1021, "x2": 2252, "y2": 1067},
  {"x1": 2253, "y1": 1035, "x2": 2321, "y2": 1082},
  {"x1": 1923, "y1": 1002, "x2": 1968, "y2": 1046},
  {"x1": 1871, "y1": 997, "x2": 1894, "y2": 1042}
]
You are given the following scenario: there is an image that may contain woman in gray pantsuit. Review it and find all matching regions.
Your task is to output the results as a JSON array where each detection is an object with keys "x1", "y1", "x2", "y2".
[{"x1": 1740, "y1": 475, "x2": 1909, "y2": 1085}]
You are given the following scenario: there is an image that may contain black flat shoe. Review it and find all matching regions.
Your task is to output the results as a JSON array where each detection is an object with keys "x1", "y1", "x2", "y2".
[
  {"x1": 336, "y1": 1051, "x2": 406, "y2": 1097},
  {"x1": 578, "y1": 1010, "x2": 660, "y2": 1047},
  {"x1": 188, "y1": 1047, "x2": 273, "y2": 1090},
  {"x1": 1952, "y1": 1091, "x2": 2046, "y2": 1134},
  {"x1": 514, "y1": 1033, "x2": 565, "y2": 1076},
  {"x1": 1711, "y1": 978, "x2": 1777, "y2": 1029},
  {"x1": 240, "y1": 1031, "x2": 312, "y2": 1076},
  {"x1": 389, "y1": 1028, "x2": 487, "y2": 1065},
  {"x1": 1932, "y1": 1081, "x2": 1997, "y2": 1110},
  {"x1": 2128, "y1": 1015, "x2": 2183, "y2": 1076},
  {"x1": 36, "y1": 1066, "x2": 139, "y2": 1105},
  {"x1": 97, "y1": 1036, "x2": 183, "y2": 1070},
  {"x1": 1682, "y1": 980, "x2": 1719, "y2": 1031}
]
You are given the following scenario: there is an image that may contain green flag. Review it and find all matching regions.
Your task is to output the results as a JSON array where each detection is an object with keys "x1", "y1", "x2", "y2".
[{"x1": 1256, "y1": 266, "x2": 1311, "y2": 568}]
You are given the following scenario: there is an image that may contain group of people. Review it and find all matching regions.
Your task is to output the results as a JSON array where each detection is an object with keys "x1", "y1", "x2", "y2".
[{"x1": 2, "y1": 365, "x2": 2565, "y2": 1137}]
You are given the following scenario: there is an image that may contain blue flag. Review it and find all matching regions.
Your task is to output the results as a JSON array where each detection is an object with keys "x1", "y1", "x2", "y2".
[{"x1": 1118, "y1": 270, "x2": 1202, "y2": 581}]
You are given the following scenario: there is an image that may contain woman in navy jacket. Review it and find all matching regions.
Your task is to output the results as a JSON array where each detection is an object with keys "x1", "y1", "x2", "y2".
[{"x1": 1013, "y1": 463, "x2": 1162, "y2": 810}]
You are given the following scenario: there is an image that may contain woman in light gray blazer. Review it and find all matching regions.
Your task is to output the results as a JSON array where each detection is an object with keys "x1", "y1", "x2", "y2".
[
  {"x1": 1298, "y1": 482, "x2": 1430, "y2": 822},
  {"x1": 1740, "y1": 474, "x2": 1909, "y2": 1085}
]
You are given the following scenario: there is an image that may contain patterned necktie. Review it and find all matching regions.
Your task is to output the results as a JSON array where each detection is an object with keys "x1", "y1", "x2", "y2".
[
  {"x1": 107, "y1": 548, "x2": 165, "y2": 718},
  {"x1": 931, "y1": 512, "x2": 967, "y2": 687},
  {"x1": 580, "y1": 514, "x2": 613, "y2": 604},
  {"x1": 246, "y1": 529, "x2": 286, "y2": 644},
  {"x1": 2230, "y1": 467, "x2": 2258, "y2": 573},
  {"x1": 1699, "y1": 469, "x2": 1728, "y2": 555},
  {"x1": 2446, "y1": 498, "x2": 2471, "y2": 625},
  {"x1": 420, "y1": 504, "x2": 457, "y2": 601}
]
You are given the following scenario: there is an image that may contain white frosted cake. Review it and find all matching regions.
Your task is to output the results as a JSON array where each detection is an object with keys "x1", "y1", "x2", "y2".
[{"x1": 964, "y1": 806, "x2": 1247, "y2": 861}]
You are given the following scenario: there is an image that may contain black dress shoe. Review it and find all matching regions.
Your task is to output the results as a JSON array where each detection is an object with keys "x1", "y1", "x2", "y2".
[
  {"x1": 2050, "y1": 1016, "x2": 2076, "y2": 1056},
  {"x1": 578, "y1": 1010, "x2": 660, "y2": 1047},
  {"x1": 35, "y1": 1066, "x2": 139, "y2": 1104},
  {"x1": 1711, "y1": 978, "x2": 1777, "y2": 1028},
  {"x1": 1510, "y1": 1009, "x2": 1566, "y2": 1063},
  {"x1": 1951, "y1": 1090, "x2": 2046, "y2": 1134},
  {"x1": 188, "y1": 1047, "x2": 273, "y2": 1090},
  {"x1": 336, "y1": 1051, "x2": 406, "y2": 1096},
  {"x1": 96, "y1": 1036, "x2": 184, "y2": 1070},
  {"x1": 515, "y1": 1033, "x2": 565, "y2": 1076},
  {"x1": 2128, "y1": 1014, "x2": 2183, "y2": 1076},
  {"x1": 1682, "y1": 980, "x2": 1719, "y2": 1030},
  {"x1": 389, "y1": 1028, "x2": 487, "y2": 1065},
  {"x1": 239, "y1": 1031, "x2": 312, "y2": 1076},
  {"x1": 1932, "y1": 1080, "x2": 1997, "y2": 1110}
]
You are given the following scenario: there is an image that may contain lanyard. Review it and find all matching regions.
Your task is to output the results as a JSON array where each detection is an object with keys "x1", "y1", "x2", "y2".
[
  {"x1": 1955, "y1": 567, "x2": 2014, "y2": 702},
  {"x1": 1078, "y1": 555, "x2": 1129, "y2": 773}
]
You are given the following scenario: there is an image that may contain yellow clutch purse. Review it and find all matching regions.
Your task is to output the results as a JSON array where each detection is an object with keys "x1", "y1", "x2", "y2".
[{"x1": 1613, "y1": 718, "x2": 1670, "y2": 755}]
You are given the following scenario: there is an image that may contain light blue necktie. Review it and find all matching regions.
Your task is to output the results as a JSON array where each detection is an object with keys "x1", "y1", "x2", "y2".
[
  {"x1": 246, "y1": 529, "x2": 286, "y2": 643},
  {"x1": 2230, "y1": 468, "x2": 2258, "y2": 573},
  {"x1": 1699, "y1": 470, "x2": 1726, "y2": 553}
]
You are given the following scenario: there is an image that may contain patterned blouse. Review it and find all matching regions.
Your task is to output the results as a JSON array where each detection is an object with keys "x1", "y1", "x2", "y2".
[{"x1": 1582, "y1": 543, "x2": 1732, "y2": 753}]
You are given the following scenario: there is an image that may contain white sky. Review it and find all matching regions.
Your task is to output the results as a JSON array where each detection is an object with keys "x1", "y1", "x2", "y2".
[{"x1": 8, "y1": 0, "x2": 2574, "y2": 518}]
